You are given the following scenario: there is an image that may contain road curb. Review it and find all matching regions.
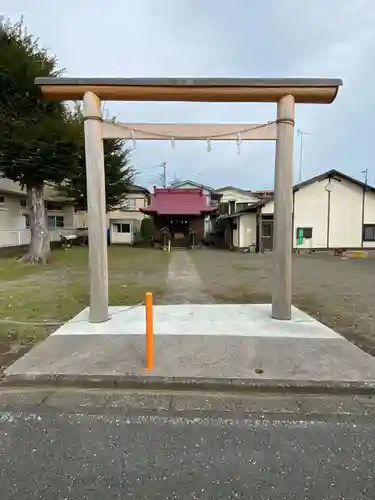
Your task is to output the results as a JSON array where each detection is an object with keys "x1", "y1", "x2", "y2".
[{"x1": 3, "y1": 374, "x2": 375, "y2": 395}]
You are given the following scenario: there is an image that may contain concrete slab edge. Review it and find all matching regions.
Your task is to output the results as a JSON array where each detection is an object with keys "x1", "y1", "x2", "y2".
[{"x1": 2, "y1": 374, "x2": 375, "y2": 395}]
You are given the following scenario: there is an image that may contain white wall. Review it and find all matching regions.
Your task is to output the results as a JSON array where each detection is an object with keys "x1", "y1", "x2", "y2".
[
  {"x1": 240, "y1": 213, "x2": 257, "y2": 247},
  {"x1": 329, "y1": 178, "x2": 363, "y2": 248},
  {"x1": 363, "y1": 191, "x2": 375, "y2": 248},
  {"x1": 293, "y1": 179, "x2": 329, "y2": 249},
  {"x1": 364, "y1": 191, "x2": 375, "y2": 223},
  {"x1": 0, "y1": 229, "x2": 72, "y2": 248},
  {"x1": 110, "y1": 221, "x2": 133, "y2": 244},
  {"x1": 261, "y1": 200, "x2": 274, "y2": 215},
  {"x1": 232, "y1": 213, "x2": 257, "y2": 248},
  {"x1": 0, "y1": 195, "x2": 27, "y2": 229}
]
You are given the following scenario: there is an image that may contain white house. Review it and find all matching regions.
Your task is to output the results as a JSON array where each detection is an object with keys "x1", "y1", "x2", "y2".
[
  {"x1": 216, "y1": 186, "x2": 260, "y2": 214},
  {"x1": 0, "y1": 178, "x2": 75, "y2": 248},
  {"x1": 75, "y1": 184, "x2": 150, "y2": 245},
  {"x1": 221, "y1": 170, "x2": 375, "y2": 251}
]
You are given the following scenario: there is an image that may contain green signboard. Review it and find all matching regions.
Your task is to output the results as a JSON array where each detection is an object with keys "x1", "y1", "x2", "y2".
[{"x1": 297, "y1": 227, "x2": 303, "y2": 245}]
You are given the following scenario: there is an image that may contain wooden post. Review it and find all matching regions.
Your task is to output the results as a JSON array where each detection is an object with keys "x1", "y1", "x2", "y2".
[
  {"x1": 83, "y1": 91, "x2": 109, "y2": 323},
  {"x1": 272, "y1": 95, "x2": 295, "y2": 320}
]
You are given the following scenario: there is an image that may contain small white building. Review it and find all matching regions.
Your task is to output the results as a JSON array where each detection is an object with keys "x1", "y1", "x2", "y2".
[
  {"x1": 221, "y1": 169, "x2": 375, "y2": 251},
  {"x1": 75, "y1": 184, "x2": 150, "y2": 245}
]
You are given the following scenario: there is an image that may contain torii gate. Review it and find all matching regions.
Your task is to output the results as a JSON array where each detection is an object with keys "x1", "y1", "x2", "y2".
[{"x1": 35, "y1": 77, "x2": 342, "y2": 323}]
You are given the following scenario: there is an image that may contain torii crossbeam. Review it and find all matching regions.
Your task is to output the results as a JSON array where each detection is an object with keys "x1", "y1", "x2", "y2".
[{"x1": 35, "y1": 77, "x2": 342, "y2": 323}]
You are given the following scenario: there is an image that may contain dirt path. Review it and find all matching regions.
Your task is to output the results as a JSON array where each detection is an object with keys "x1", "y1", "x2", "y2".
[{"x1": 162, "y1": 250, "x2": 214, "y2": 304}]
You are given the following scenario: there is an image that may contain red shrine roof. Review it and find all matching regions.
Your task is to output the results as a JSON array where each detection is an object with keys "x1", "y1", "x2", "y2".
[{"x1": 141, "y1": 187, "x2": 217, "y2": 216}]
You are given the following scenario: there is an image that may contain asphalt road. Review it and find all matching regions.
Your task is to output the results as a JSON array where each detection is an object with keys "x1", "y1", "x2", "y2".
[{"x1": 0, "y1": 406, "x2": 374, "y2": 499}]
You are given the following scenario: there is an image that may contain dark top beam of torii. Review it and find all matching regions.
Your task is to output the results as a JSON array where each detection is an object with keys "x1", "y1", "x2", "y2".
[{"x1": 34, "y1": 77, "x2": 342, "y2": 103}]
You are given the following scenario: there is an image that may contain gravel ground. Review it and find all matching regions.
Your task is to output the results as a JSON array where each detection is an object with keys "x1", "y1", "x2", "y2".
[{"x1": 192, "y1": 250, "x2": 375, "y2": 356}]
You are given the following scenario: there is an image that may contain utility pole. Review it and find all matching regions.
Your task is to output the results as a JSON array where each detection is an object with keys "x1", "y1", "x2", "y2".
[
  {"x1": 361, "y1": 168, "x2": 368, "y2": 185},
  {"x1": 297, "y1": 129, "x2": 310, "y2": 182},
  {"x1": 159, "y1": 161, "x2": 167, "y2": 188},
  {"x1": 360, "y1": 169, "x2": 368, "y2": 248}
]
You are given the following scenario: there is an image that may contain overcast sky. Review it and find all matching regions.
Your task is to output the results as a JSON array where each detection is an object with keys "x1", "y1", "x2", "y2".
[{"x1": 3, "y1": 0, "x2": 375, "y2": 190}]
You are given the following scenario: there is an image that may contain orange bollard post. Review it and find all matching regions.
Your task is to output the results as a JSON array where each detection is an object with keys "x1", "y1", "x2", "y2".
[{"x1": 145, "y1": 292, "x2": 154, "y2": 370}]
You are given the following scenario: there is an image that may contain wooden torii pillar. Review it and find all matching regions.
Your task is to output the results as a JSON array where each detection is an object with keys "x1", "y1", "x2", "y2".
[{"x1": 35, "y1": 77, "x2": 342, "y2": 323}]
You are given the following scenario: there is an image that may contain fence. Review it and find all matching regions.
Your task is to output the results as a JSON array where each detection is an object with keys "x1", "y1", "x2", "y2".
[{"x1": 0, "y1": 228, "x2": 76, "y2": 248}]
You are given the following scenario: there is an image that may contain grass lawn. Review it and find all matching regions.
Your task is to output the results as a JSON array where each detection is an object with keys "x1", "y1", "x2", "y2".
[{"x1": 0, "y1": 246, "x2": 170, "y2": 370}]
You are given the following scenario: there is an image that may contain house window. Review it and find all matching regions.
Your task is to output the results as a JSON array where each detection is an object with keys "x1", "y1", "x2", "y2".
[
  {"x1": 262, "y1": 222, "x2": 273, "y2": 237},
  {"x1": 20, "y1": 199, "x2": 27, "y2": 207},
  {"x1": 124, "y1": 199, "x2": 137, "y2": 209},
  {"x1": 363, "y1": 224, "x2": 375, "y2": 242},
  {"x1": 113, "y1": 223, "x2": 130, "y2": 233},
  {"x1": 296, "y1": 227, "x2": 313, "y2": 239},
  {"x1": 237, "y1": 202, "x2": 250, "y2": 212},
  {"x1": 0, "y1": 196, "x2": 4, "y2": 204},
  {"x1": 229, "y1": 200, "x2": 236, "y2": 214},
  {"x1": 47, "y1": 215, "x2": 64, "y2": 229},
  {"x1": 24, "y1": 214, "x2": 30, "y2": 229},
  {"x1": 46, "y1": 203, "x2": 64, "y2": 211},
  {"x1": 220, "y1": 202, "x2": 229, "y2": 214}
]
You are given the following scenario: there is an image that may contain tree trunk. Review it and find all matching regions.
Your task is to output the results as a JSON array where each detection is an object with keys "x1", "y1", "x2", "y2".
[{"x1": 21, "y1": 183, "x2": 51, "y2": 264}]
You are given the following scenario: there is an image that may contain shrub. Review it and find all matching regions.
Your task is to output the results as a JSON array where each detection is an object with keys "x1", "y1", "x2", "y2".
[{"x1": 140, "y1": 217, "x2": 155, "y2": 243}]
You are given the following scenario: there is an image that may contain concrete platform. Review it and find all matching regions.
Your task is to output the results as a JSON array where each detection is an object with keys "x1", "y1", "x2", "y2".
[
  {"x1": 4, "y1": 304, "x2": 375, "y2": 392},
  {"x1": 50, "y1": 304, "x2": 341, "y2": 338}
]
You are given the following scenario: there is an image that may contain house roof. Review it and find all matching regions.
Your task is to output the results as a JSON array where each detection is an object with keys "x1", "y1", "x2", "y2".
[
  {"x1": 0, "y1": 177, "x2": 73, "y2": 203},
  {"x1": 225, "y1": 169, "x2": 375, "y2": 218},
  {"x1": 169, "y1": 179, "x2": 221, "y2": 194},
  {"x1": 141, "y1": 188, "x2": 217, "y2": 215},
  {"x1": 127, "y1": 184, "x2": 150, "y2": 194},
  {"x1": 293, "y1": 169, "x2": 375, "y2": 193},
  {"x1": 216, "y1": 186, "x2": 252, "y2": 194},
  {"x1": 216, "y1": 185, "x2": 256, "y2": 196}
]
